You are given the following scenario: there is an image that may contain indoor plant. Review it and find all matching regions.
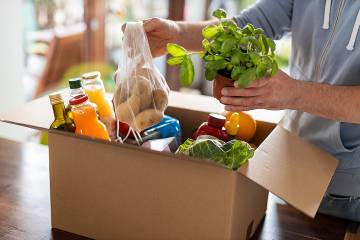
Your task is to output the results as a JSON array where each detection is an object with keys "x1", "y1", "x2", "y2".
[{"x1": 166, "y1": 8, "x2": 278, "y2": 100}]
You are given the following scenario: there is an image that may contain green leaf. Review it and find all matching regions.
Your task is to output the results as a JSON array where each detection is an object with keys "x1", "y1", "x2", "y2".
[
  {"x1": 210, "y1": 40, "x2": 222, "y2": 51},
  {"x1": 179, "y1": 55, "x2": 194, "y2": 86},
  {"x1": 167, "y1": 56, "x2": 184, "y2": 65},
  {"x1": 230, "y1": 51, "x2": 246, "y2": 65},
  {"x1": 205, "y1": 59, "x2": 228, "y2": 70},
  {"x1": 238, "y1": 68, "x2": 257, "y2": 88},
  {"x1": 202, "y1": 25, "x2": 219, "y2": 39},
  {"x1": 212, "y1": 8, "x2": 227, "y2": 19},
  {"x1": 220, "y1": 38, "x2": 238, "y2": 53},
  {"x1": 254, "y1": 28, "x2": 264, "y2": 35},
  {"x1": 271, "y1": 60, "x2": 279, "y2": 76},
  {"x1": 249, "y1": 53, "x2": 260, "y2": 65},
  {"x1": 267, "y1": 38, "x2": 276, "y2": 52},
  {"x1": 222, "y1": 20, "x2": 238, "y2": 32},
  {"x1": 231, "y1": 66, "x2": 243, "y2": 80},
  {"x1": 204, "y1": 55, "x2": 224, "y2": 61},
  {"x1": 202, "y1": 39, "x2": 210, "y2": 51},
  {"x1": 259, "y1": 35, "x2": 269, "y2": 54},
  {"x1": 167, "y1": 43, "x2": 187, "y2": 57},
  {"x1": 205, "y1": 68, "x2": 217, "y2": 80}
]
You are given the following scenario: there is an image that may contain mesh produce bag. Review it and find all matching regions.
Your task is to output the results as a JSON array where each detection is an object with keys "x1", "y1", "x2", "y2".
[{"x1": 113, "y1": 21, "x2": 170, "y2": 133}]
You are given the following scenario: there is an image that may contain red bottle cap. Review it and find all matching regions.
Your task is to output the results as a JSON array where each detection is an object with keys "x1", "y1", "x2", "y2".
[
  {"x1": 207, "y1": 113, "x2": 226, "y2": 129},
  {"x1": 70, "y1": 94, "x2": 88, "y2": 105}
]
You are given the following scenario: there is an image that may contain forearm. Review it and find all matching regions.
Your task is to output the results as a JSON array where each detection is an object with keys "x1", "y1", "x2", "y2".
[
  {"x1": 176, "y1": 20, "x2": 217, "y2": 52},
  {"x1": 292, "y1": 81, "x2": 360, "y2": 123}
]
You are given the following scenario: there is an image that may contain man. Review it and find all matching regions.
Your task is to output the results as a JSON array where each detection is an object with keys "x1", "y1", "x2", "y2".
[{"x1": 130, "y1": 0, "x2": 360, "y2": 221}]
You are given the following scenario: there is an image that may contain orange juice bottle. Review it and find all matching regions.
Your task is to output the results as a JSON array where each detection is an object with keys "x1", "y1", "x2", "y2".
[
  {"x1": 81, "y1": 71, "x2": 115, "y2": 134},
  {"x1": 70, "y1": 94, "x2": 110, "y2": 141}
]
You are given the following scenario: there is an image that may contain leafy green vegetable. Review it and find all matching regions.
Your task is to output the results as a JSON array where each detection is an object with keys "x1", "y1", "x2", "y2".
[
  {"x1": 166, "y1": 8, "x2": 278, "y2": 88},
  {"x1": 167, "y1": 43, "x2": 187, "y2": 57},
  {"x1": 176, "y1": 135, "x2": 254, "y2": 170},
  {"x1": 179, "y1": 55, "x2": 194, "y2": 87},
  {"x1": 212, "y1": 8, "x2": 227, "y2": 19}
]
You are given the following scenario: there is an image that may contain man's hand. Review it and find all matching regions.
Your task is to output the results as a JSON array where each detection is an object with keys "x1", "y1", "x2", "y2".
[
  {"x1": 220, "y1": 70, "x2": 299, "y2": 112},
  {"x1": 122, "y1": 18, "x2": 180, "y2": 57}
]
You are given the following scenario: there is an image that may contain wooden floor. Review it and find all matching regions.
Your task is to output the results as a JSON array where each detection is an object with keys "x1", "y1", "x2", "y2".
[{"x1": 0, "y1": 138, "x2": 353, "y2": 240}]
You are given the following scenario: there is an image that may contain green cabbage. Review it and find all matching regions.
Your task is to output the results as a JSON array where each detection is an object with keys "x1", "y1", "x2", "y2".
[{"x1": 176, "y1": 135, "x2": 254, "y2": 170}]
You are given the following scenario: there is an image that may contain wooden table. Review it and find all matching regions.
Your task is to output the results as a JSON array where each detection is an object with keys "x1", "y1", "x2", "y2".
[{"x1": 0, "y1": 138, "x2": 353, "y2": 240}]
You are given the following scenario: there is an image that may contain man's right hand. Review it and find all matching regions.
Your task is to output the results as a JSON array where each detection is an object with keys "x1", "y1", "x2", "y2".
[{"x1": 122, "y1": 18, "x2": 180, "y2": 58}]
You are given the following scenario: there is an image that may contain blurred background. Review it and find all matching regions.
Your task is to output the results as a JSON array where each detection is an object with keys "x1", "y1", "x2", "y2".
[{"x1": 0, "y1": 0, "x2": 290, "y2": 142}]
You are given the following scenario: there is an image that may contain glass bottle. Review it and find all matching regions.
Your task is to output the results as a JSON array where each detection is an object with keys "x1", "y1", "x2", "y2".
[
  {"x1": 49, "y1": 93, "x2": 75, "y2": 132},
  {"x1": 65, "y1": 77, "x2": 85, "y2": 120},
  {"x1": 70, "y1": 94, "x2": 110, "y2": 141},
  {"x1": 193, "y1": 113, "x2": 229, "y2": 141},
  {"x1": 81, "y1": 71, "x2": 115, "y2": 134}
]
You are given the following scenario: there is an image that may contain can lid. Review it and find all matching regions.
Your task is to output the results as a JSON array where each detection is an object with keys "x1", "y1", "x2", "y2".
[
  {"x1": 82, "y1": 71, "x2": 101, "y2": 80},
  {"x1": 70, "y1": 94, "x2": 88, "y2": 106},
  {"x1": 49, "y1": 93, "x2": 64, "y2": 105},
  {"x1": 68, "y1": 77, "x2": 82, "y2": 89},
  {"x1": 207, "y1": 113, "x2": 226, "y2": 129}
]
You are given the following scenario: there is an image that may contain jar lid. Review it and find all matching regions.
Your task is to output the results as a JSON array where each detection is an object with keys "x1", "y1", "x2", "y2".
[
  {"x1": 82, "y1": 71, "x2": 101, "y2": 80},
  {"x1": 207, "y1": 113, "x2": 226, "y2": 129},
  {"x1": 68, "y1": 77, "x2": 82, "y2": 89},
  {"x1": 49, "y1": 92, "x2": 64, "y2": 105},
  {"x1": 70, "y1": 94, "x2": 88, "y2": 106}
]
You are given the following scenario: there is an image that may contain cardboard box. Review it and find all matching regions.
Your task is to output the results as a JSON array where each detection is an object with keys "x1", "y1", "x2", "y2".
[{"x1": 0, "y1": 90, "x2": 338, "y2": 240}]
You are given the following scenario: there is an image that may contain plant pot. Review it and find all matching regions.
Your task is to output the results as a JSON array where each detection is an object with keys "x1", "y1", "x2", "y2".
[{"x1": 212, "y1": 74, "x2": 235, "y2": 101}]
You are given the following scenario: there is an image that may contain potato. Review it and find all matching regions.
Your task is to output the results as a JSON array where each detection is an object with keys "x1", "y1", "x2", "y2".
[
  {"x1": 115, "y1": 94, "x2": 141, "y2": 124},
  {"x1": 133, "y1": 66, "x2": 153, "y2": 80},
  {"x1": 132, "y1": 76, "x2": 152, "y2": 110},
  {"x1": 152, "y1": 89, "x2": 168, "y2": 111},
  {"x1": 132, "y1": 109, "x2": 163, "y2": 132}
]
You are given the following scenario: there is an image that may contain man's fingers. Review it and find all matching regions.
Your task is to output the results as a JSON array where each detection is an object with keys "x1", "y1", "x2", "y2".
[
  {"x1": 220, "y1": 96, "x2": 264, "y2": 108},
  {"x1": 221, "y1": 86, "x2": 266, "y2": 97},
  {"x1": 224, "y1": 105, "x2": 256, "y2": 112},
  {"x1": 143, "y1": 18, "x2": 161, "y2": 32}
]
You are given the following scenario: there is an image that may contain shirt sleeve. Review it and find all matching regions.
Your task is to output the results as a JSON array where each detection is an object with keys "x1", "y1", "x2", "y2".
[{"x1": 233, "y1": 0, "x2": 294, "y2": 40}]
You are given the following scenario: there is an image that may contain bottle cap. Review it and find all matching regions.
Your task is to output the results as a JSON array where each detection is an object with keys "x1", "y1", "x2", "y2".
[
  {"x1": 82, "y1": 71, "x2": 101, "y2": 80},
  {"x1": 208, "y1": 113, "x2": 226, "y2": 129},
  {"x1": 49, "y1": 93, "x2": 64, "y2": 105},
  {"x1": 68, "y1": 77, "x2": 82, "y2": 89},
  {"x1": 70, "y1": 94, "x2": 88, "y2": 106}
]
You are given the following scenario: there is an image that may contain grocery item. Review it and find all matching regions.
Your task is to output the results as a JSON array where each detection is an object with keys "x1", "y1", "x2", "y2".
[
  {"x1": 82, "y1": 71, "x2": 115, "y2": 134},
  {"x1": 141, "y1": 137, "x2": 179, "y2": 153},
  {"x1": 193, "y1": 113, "x2": 228, "y2": 141},
  {"x1": 70, "y1": 94, "x2": 110, "y2": 141},
  {"x1": 119, "y1": 115, "x2": 181, "y2": 145},
  {"x1": 113, "y1": 21, "x2": 169, "y2": 132},
  {"x1": 224, "y1": 112, "x2": 240, "y2": 136},
  {"x1": 176, "y1": 135, "x2": 254, "y2": 170},
  {"x1": 65, "y1": 77, "x2": 85, "y2": 120},
  {"x1": 49, "y1": 93, "x2": 75, "y2": 132},
  {"x1": 226, "y1": 111, "x2": 257, "y2": 142}
]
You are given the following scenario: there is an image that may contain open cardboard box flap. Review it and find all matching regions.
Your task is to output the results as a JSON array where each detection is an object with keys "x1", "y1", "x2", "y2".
[{"x1": 0, "y1": 90, "x2": 338, "y2": 218}]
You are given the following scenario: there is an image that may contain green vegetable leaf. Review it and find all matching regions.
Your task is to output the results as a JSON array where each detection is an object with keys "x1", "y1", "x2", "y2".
[
  {"x1": 176, "y1": 136, "x2": 254, "y2": 170},
  {"x1": 167, "y1": 56, "x2": 184, "y2": 65},
  {"x1": 202, "y1": 39, "x2": 210, "y2": 51},
  {"x1": 259, "y1": 35, "x2": 269, "y2": 54},
  {"x1": 212, "y1": 8, "x2": 227, "y2": 19},
  {"x1": 202, "y1": 25, "x2": 219, "y2": 39},
  {"x1": 271, "y1": 60, "x2": 279, "y2": 76},
  {"x1": 267, "y1": 38, "x2": 276, "y2": 53},
  {"x1": 238, "y1": 68, "x2": 257, "y2": 88},
  {"x1": 205, "y1": 59, "x2": 228, "y2": 70},
  {"x1": 205, "y1": 68, "x2": 217, "y2": 80},
  {"x1": 231, "y1": 66, "x2": 242, "y2": 80},
  {"x1": 221, "y1": 38, "x2": 238, "y2": 53},
  {"x1": 167, "y1": 43, "x2": 187, "y2": 57},
  {"x1": 231, "y1": 50, "x2": 247, "y2": 65},
  {"x1": 204, "y1": 54, "x2": 224, "y2": 61},
  {"x1": 179, "y1": 55, "x2": 194, "y2": 86},
  {"x1": 222, "y1": 20, "x2": 238, "y2": 32}
]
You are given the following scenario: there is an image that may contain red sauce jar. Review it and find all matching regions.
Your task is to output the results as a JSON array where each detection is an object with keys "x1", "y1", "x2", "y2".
[{"x1": 193, "y1": 113, "x2": 229, "y2": 141}]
